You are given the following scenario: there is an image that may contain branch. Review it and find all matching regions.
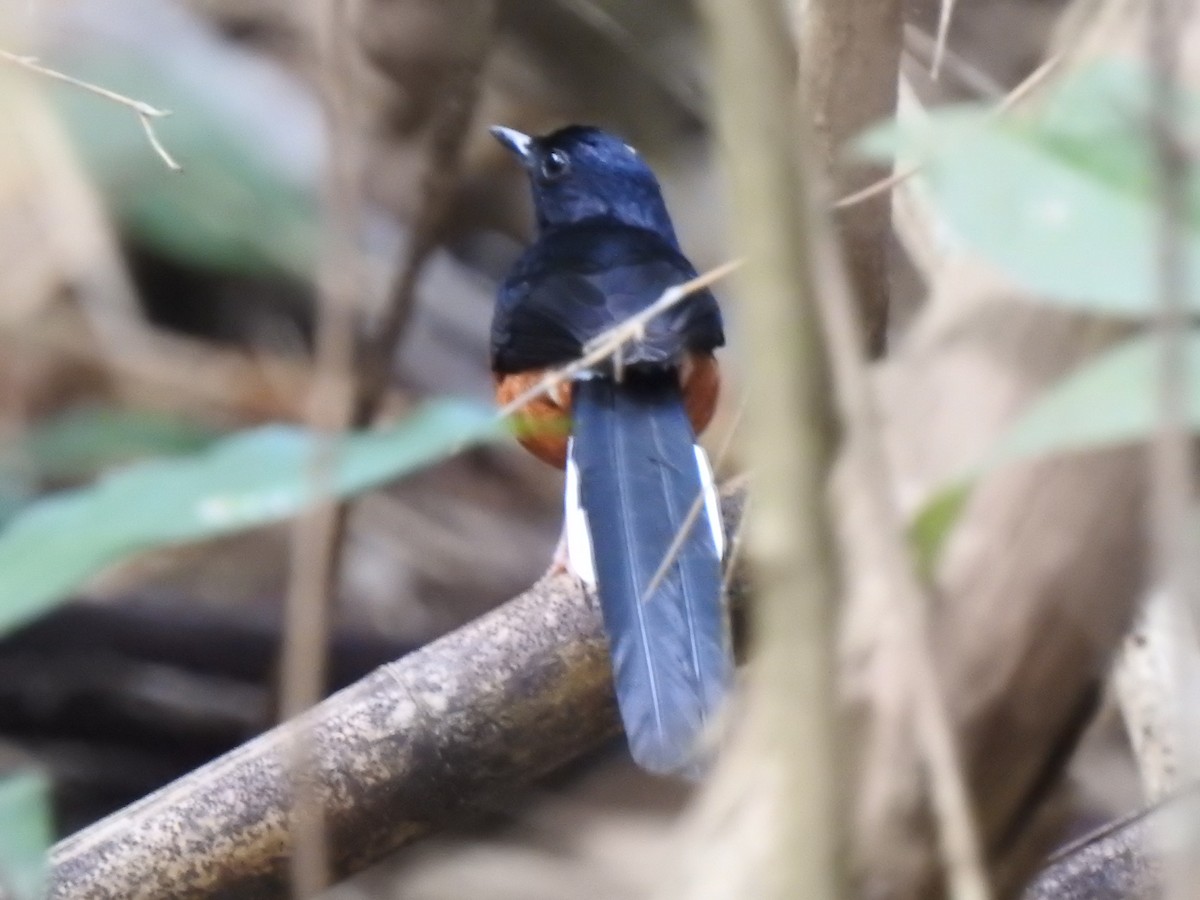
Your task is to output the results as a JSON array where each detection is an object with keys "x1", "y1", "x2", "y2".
[
  {"x1": 1024, "y1": 796, "x2": 1171, "y2": 899},
  {"x1": 680, "y1": 3, "x2": 843, "y2": 899},
  {"x1": 1113, "y1": 590, "x2": 1187, "y2": 800},
  {"x1": 845, "y1": 255, "x2": 1148, "y2": 897},
  {"x1": 795, "y1": 1, "x2": 991, "y2": 897},
  {"x1": 45, "y1": 488, "x2": 747, "y2": 899},
  {"x1": 31, "y1": 461, "x2": 1186, "y2": 900},
  {"x1": 806, "y1": 69, "x2": 994, "y2": 900},
  {"x1": 0, "y1": 50, "x2": 181, "y2": 172}
]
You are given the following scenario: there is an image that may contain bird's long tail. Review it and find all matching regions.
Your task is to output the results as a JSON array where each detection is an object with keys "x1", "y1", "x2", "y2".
[{"x1": 567, "y1": 372, "x2": 732, "y2": 776}]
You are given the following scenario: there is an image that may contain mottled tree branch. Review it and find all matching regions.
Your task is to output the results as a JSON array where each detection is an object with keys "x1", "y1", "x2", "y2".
[{"x1": 46, "y1": 492, "x2": 746, "y2": 900}]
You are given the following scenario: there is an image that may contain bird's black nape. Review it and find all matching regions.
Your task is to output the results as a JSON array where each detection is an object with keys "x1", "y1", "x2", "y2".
[{"x1": 490, "y1": 124, "x2": 680, "y2": 248}]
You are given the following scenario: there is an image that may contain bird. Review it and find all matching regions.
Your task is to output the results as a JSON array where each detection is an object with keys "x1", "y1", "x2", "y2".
[{"x1": 489, "y1": 124, "x2": 733, "y2": 777}]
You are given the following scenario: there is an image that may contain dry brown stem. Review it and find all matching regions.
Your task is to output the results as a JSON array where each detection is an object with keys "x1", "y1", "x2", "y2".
[
  {"x1": 840, "y1": 285, "x2": 1147, "y2": 898},
  {"x1": 352, "y1": 0, "x2": 496, "y2": 427},
  {"x1": 795, "y1": 0, "x2": 903, "y2": 355},
  {"x1": 279, "y1": 1, "x2": 370, "y2": 893},
  {"x1": 673, "y1": 2, "x2": 844, "y2": 899}
]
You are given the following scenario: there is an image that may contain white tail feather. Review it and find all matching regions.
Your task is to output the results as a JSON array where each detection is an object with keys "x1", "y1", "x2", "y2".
[
  {"x1": 564, "y1": 438, "x2": 597, "y2": 587},
  {"x1": 693, "y1": 445, "x2": 725, "y2": 558}
]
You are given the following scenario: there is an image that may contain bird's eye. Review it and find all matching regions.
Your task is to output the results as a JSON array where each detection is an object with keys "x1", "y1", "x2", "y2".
[{"x1": 540, "y1": 149, "x2": 570, "y2": 181}]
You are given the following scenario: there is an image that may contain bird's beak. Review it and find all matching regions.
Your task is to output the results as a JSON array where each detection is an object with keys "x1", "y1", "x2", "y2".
[{"x1": 490, "y1": 125, "x2": 534, "y2": 166}]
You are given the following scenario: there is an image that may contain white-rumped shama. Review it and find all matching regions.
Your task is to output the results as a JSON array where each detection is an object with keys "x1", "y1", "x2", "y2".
[{"x1": 490, "y1": 125, "x2": 732, "y2": 777}]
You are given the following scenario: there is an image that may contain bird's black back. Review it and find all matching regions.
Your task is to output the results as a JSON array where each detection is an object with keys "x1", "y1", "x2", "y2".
[{"x1": 491, "y1": 220, "x2": 724, "y2": 374}]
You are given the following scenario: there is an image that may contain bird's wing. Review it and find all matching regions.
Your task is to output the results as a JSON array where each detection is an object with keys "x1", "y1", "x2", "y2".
[{"x1": 491, "y1": 224, "x2": 723, "y2": 373}]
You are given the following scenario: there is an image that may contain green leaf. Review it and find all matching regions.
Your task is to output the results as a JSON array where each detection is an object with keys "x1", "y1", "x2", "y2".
[
  {"x1": 0, "y1": 772, "x2": 52, "y2": 900},
  {"x1": 16, "y1": 407, "x2": 218, "y2": 481},
  {"x1": 987, "y1": 331, "x2": 1200, "y2": 465},
  {"x1": 909, "y1": 330, "x2": 1200, "y2": 572},
  {"x1": 907, "y1": 482, "x2": 972, "y2": 582},
  {"x1": 0, "y1": 400, "x2": 503, "y2": 634},
  {"x1": 857, "y1": 60, "x2": 1200, "y2": 315}
]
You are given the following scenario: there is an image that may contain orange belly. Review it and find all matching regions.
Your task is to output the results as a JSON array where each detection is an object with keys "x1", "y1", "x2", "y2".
[{"x1": 494, "y1": 354, "x2": 721, "y2": 470}]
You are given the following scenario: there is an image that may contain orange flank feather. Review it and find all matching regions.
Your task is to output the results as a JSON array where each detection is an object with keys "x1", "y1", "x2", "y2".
[
  {"x1": 495, "y1": 369, "x2": 573, "y2": 468},
  {"x1": 495, "y1": 353, "x2": 721, "y2": 470},
  {"x1": 681, "y1": 353, "x2": 720, "y2": 438}
]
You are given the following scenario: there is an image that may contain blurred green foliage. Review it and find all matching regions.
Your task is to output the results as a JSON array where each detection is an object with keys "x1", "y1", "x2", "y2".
[
  {"x1": 907, "y1": 482, "x2": 971, "y2": 582},
  {"x1": 987, "y1": 331, "x2": 1200, "y2": 464},
  {"x1": 859, "y1": 60, "x2": 1200, "y2": 315},
  {"x1": 865, "y1": 61, "x2": 1200, "y2": 570},
  {"x1": 0, "y1": 400, "x2": 503, "y2": 636},
  {"x1": 908, "y1": 331, "x2": 1200, "y2": 574},
  {"x1": 17, "y1": 406, "x2": 218, "y2": 482},
  {"x1": 0, "y1": 772, "x2": 52, "y2": 900},
  {"x1": 0, "y1": 407, "x2": 217, "y2": 532}
]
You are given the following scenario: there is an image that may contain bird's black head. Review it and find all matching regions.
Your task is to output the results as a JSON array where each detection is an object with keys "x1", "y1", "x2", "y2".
[{"x1": 490, "y1": 124, "x2": 679, "y2": 247}]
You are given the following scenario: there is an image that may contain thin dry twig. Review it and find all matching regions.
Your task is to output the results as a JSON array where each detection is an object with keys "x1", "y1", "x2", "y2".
[
  {"x1": 495, "y1": 258, "x2": 743, "y2": 420},
  {"x1": 549, "y1": 0, "x2": 707, "y2": 121},
  {"x1": 279, "y1": 0, "x2": 367, "y2": 895},
  {"x1": 903, "y1": 24, "x2": 1004, "y2": 100},
  {"x1": 833, "y1": 163, "x2": 921, "y2": 211},
  {"x1": 813, "y1": 217, "x2": 993, "y2": 900},
  {"x1": 931, "y1": 0, "x2": 960, "y2": 80},
  {"x1": 833, "y1": 51, "x2": 1063, "y2": 211},
  {"x1": 995, "y1": 53, "x2": 1064, "y2": 112},
  {"x1": 0, "y1": 49, "x2": 181, "y2": 171},
  {"x1": 352, "y1": 4, "x2": 495, "y2": 427},
  {"x1": 1146, "y1": 0, "x2": 1200, "y2": 894}
]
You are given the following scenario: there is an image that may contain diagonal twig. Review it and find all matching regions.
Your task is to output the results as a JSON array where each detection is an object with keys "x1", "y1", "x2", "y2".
[
  {"x1": 833, "y1": 51, "x2": 1063, "y2": 211},
  {"x1": 1, "y1": 49, "x2": 181, "y2": 171},
  {"x1": 931, "y1": 0, "x2": 960, "y2": 81},
  {"x1": 903, "y1": 24, "x2": 1004, "y2": 100}
]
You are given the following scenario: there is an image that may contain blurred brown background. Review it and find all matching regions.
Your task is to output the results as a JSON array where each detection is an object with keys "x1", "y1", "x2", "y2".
[{"x1": 0, "y1": 1, "x2": 1139, "y2": 897}]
